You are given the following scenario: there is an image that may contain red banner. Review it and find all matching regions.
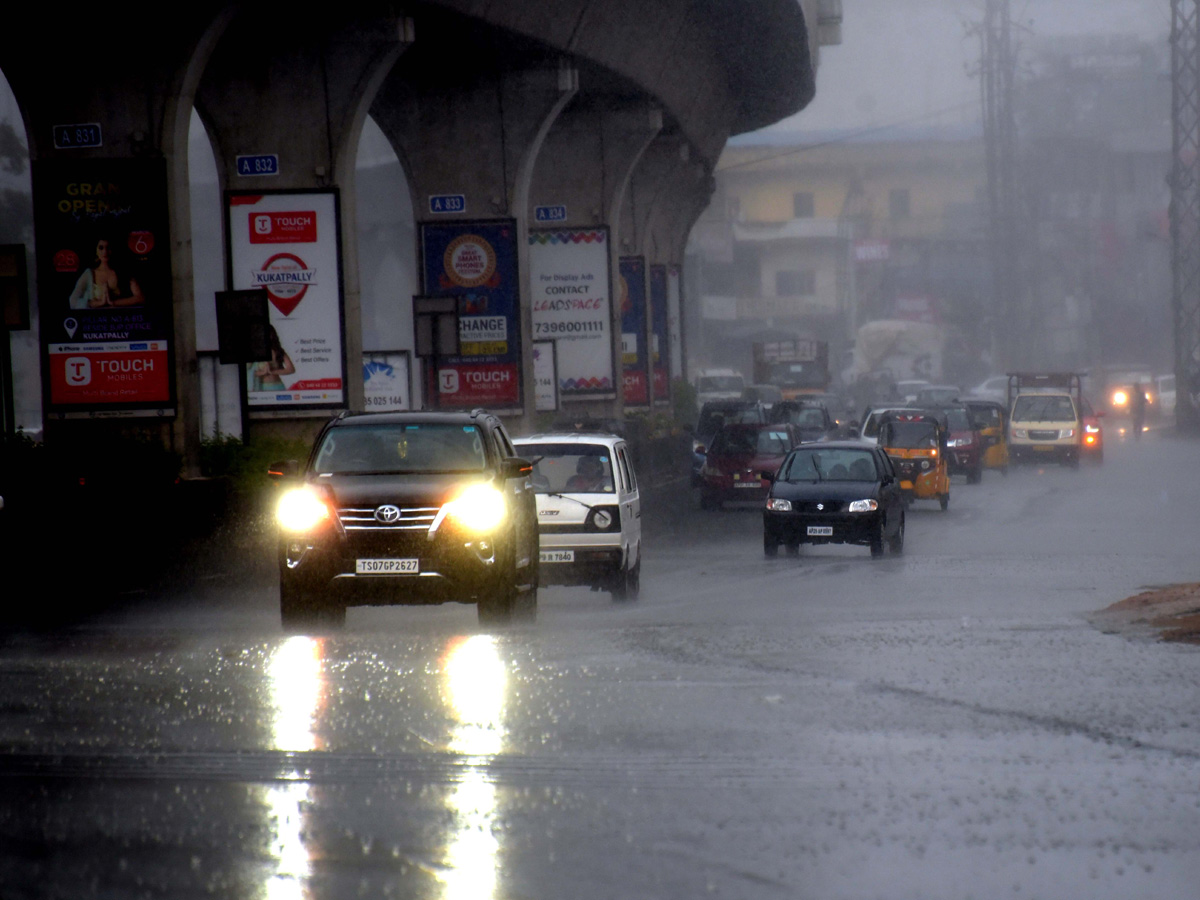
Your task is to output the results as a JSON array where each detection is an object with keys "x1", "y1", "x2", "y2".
[
  {"x1": 437, "y1": 363, "x2": 521, "y2": 407},
  {"x1": 624, "y1": 370, "x2": 648, "y2": 406},
  {"x1": 49, "y1": 344, "x2": 170, "y2": 405}
]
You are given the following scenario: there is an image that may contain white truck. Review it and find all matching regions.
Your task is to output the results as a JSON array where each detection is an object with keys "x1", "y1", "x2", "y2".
[{"x1": 846, "y1": 319, "x2": 947, "y2": 386}]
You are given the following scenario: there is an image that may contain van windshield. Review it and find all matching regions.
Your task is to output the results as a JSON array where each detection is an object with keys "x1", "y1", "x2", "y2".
[
  {"x1": 1012, "y1": 395, "x2": 1076, "y2": 423},
  {"x1": 520, "y1": 443, "x2": 615, "y2": 494}
]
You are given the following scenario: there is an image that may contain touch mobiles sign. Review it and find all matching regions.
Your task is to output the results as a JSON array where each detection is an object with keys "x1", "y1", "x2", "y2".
[{"x1": 249, "y1": 211, "x2": 317, "y2": 244}]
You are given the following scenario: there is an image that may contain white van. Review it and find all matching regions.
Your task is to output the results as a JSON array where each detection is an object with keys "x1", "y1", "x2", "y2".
[{"x1": 512, "y1": 433, "x2": 642, "y2": 600}]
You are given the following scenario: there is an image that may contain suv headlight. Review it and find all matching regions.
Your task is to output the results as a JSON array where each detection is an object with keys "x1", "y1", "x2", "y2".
[
  {"x1": 276, "y1": 487, "x2": 332, "y2": 533},
  {"x1": 443, "y1": 484, "x2": 507, "y2": 532},
  {"x1": 1012, "y1": 428, "x2": 1028, "y2": 439},
  {"x1": 1059, "y1": 428, "x2": 1075, "y2": 439},
  {"x1": 848, "y1": 499, "x2": 878, "y2": 512},
  {"x1": 766, "y1": 498, "x2": 792, "y2": 511}
]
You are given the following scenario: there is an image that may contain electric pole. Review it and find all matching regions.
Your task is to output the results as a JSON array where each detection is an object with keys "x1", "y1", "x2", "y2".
[
  {"x1": 979, "y1": 0, "x2": 1021, "y2": 370},
  {"x1": 1170, "y1": 0, "x2": 1200, "y2": 431}
]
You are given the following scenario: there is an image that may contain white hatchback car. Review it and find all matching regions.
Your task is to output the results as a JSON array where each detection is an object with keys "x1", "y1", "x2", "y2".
[{"x1": 512, "y1": 433, "x2": 642, "y2": 600}]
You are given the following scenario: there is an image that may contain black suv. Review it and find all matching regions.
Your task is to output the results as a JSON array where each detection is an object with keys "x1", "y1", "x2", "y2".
[{"x1": 269, "y1": 409, "x2": 539, "y2": 628}]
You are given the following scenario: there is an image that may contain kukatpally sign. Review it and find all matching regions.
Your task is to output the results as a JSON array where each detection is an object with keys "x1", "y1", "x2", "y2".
[{"x1": 226, "y1": 191, "x2": 346, "y2": 409}]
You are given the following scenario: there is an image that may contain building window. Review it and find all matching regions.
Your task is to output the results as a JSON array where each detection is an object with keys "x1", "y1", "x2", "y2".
[
  {"x1": 889, "y1": 188, "x2": 911, "y2": 219},
  {"x1": 775, "y1": 269, "x2": 816, "y2": 296},
  {"x1": 793, "y1": 191, "x2": 815, "y2": 218}
]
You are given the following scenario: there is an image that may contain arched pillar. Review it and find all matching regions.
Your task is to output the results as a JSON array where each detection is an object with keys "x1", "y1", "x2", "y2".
[
  {"x1": 0, "y1": 10, "x2": 233, "y2": 476},
  {"x1": 371, "y1": 57, "x2": 577, "y2": 431},
  {"x1": 527, "y1": 101, "x2": 662, "y2": 418},
  {"x1": 195, "y1": 10, "x2": 412, "y2": 426}
]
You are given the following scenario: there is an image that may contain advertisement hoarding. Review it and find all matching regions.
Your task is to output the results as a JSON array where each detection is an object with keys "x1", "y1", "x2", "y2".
[
  {"x1": 649, "y1": 263, "x2": 670, "y2": 405},
  {"x1": 420, "y1": 219, "x2": 521, "y2": 409},
  {"x1": 226, "y1": 191, "x2": 346, "y2": 410},
  {"x1": 619, "y1": 256, "x2": 648, "y2": 406},
  {"x1": 529, "y1": 227, "x2": 614, "y2": 398},
  {"x1": 363, "y1": 352, "x2": 411, "y2": 411},
  {"x1": 34, "y1": 157, "x2": 176, "y2": 417}
]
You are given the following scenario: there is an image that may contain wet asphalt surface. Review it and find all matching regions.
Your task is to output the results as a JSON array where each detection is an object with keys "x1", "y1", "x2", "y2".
[{"x1": 0, "y1": 426, "x2": 1198, "y2": 900}]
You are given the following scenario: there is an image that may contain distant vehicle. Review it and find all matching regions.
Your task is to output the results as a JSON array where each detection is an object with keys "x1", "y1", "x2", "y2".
[
  {"x1": 915, "y1": 385, "x2": 962, "y2": 405},
  {"x1": 895, "y1": 380, "x2": 931, "y2": 403},
  {"x1": 268, "y1": 409, "x2": 539, "y2": 628},
  {"x1": 878, "y1": 409, "x2": 951, "y2": 510},
  {"x1": 762, "y1": 441, "x2": 906, "y2": 558},
  {"x1": 513, "y1": 433, "x2": 642, "y2": 602},
  {"x1": 858, "y1": 405, "x2": 913, "y2": 444},
  {"x1": 741, "y1": 383, "x2": 784, "y2": 407},
  {"x1": 803, "y1": 391, "x2": 857, "y2": 429},
  {"x1": 769, "y1": 399, "x2": 837, "y2": 443},
  {"x1": 691, "y1": 399, "x2": 768, "y2": 486},
  {"x1": 1099, "y1": 365, "x2": 1155, "y2": 416},
  {"x1": 968, "y1": 374, "x2": 1010, "y2": 404},
  {"x1": 694, "y1": 369, "x2": 746, "y2": 406},
  {"x1": 752, "y1": 337, "x2": 831, "y2": 399},
  {"x1": 1079, "y1": 396, "x2": 1104, "y2": 463},
  {"x1": 1155, "y1": 374, "x2": 1176, "y2": 417},
  {"x1": 919, "y1": 403, "x2": 984, "y2": 483},
  {"x1": 962, "y1": 399, "x2": 1010, "y2": 475},
  {"x1": 1007, "y1": 372, "x2": 1084, "y2": 468},
  {"x1": 699, "y1": 422, "x2": 801, "y2": 510},
  {"x1": 847, "y1": 319, "x2": 947, "y2": 386}
]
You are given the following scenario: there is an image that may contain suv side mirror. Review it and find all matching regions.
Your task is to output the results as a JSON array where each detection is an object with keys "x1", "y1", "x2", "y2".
[
  {"x1": 268, "y1": 459, "x2": 300, "y2": 480},
  {"x1": 502, "y1": 456, "x2": 534, "y2": 480},
  {"x1": 759, "y1": 469, "x2": 776, "y2": 482}
]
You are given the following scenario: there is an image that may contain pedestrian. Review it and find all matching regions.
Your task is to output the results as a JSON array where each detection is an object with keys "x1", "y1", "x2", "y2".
[{"x1": 1130, "y1": 381, "x2": 1147, "y2": 440}]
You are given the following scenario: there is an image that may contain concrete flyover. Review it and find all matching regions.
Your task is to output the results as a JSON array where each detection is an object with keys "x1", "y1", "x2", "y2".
[{"x1": 0, "y1": 0, "x2": 830, "y2": 474}]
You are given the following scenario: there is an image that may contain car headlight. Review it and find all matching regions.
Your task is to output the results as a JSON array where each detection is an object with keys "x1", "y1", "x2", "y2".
[
  {"x1": 848, "y1": 499, "x2": 879, "y2": 512},
  {"x1": 1112, "y1": 390, "x2": 1128, "y2": 407},
  {"x1": 443, "y1": 484, "x2": 507, "y2": 532},
  {"x1": 766, "y1": 498, "x2": 792, "y2": 511},
  {"x1": 920, "y1": 460, "x2": 931, "y2": 470},
  {"x1": 276, "y1": 487, "x2": 332, "y2": 533},
  {"x1": 947, "y1": 437, "x2": 968, "y2": 447},
  {"x1": 1012, "y1": 428, "x2": 1028, "y2": 439},
  {"x1": 1060, "y1": 428, "x2": 1075, "y2": 439}
]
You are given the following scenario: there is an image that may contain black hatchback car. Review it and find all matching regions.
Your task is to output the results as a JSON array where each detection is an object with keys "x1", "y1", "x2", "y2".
[
  {"x1": 269, "y1": 409, "x2": 539, "y2": 628},
  {"x1": 762, "y1": 440, "x2": 905, "y2": 558}
]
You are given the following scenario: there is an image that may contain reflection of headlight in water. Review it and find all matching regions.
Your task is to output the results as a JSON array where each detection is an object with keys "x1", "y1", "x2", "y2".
[
  {"x1": 440, "y1": 636, "x2": 507, "y2": 900},
  {"x1": 262, "y1": 637, "x2": 325, "y2": 899}
]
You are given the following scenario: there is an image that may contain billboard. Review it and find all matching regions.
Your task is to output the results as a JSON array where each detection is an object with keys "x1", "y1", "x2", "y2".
[
  {"x1": 226, "y1": 191, "x2": 346, "y2": 409},
  {"x1": 34, "y1": 158, "x2": 176, "y2": 416},
  {"x1": 420, "y1": 219, "x2": 521, "y2": 409},
  {"x1": 529, "y1": 227, "x2": 613, "y2": 397},
  {"x1": 619, "y1": 256, "x2": 648, "y2": 406},
  {"x1": 649, "y1": 263, "x2": 670, "y2": 404}
]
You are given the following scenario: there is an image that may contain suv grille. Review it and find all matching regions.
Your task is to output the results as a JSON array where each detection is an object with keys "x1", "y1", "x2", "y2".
[
  {"x1": 337, "y1": 506, "x2": 439, "y2": 531},
  {"x1": 1028, "y1": 430, "x2": 1059, "y2": 441}
]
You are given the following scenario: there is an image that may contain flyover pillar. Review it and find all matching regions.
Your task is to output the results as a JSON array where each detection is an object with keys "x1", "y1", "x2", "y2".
[
  {"x1": 0, "y1": 11, "x2": 232, "y2": 476},
  {"x1": 195, "y1": 11, "x2": 412, "y2": 433},
  {"x1": 371, "y1": 62, "x2": 577, "y2": 432},
  {"x1": 528, "y1": 102, "x2": 663, "y2": 420}
]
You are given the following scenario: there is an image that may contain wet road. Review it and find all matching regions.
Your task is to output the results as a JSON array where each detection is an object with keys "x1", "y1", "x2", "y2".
[{"x1": 1, "y1": 429, "x2": 1198, "y2": 899}]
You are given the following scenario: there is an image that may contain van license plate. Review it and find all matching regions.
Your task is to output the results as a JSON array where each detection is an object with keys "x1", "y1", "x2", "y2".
[
  {"x1": 356, "y1": 558, "x2": 418, "y2": 574},
  {"x1": 540, "y1": 550, "x2": 574, "y2": 563},
  {"x1": 807, "y1": 526, "x2": 833, "y2": 536}
]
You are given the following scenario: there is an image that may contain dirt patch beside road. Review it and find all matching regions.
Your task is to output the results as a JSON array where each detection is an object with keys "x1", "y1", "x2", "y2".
[{"x1": 1090, "y1": 583, "x2": 1200, "y2": 645}]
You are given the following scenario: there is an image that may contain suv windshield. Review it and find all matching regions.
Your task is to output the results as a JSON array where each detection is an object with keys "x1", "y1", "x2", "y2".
[
  {"x1": 313, "y1": 423, "x2": 488, "y2": 474},
  {"x1": 520, "y1": 443, "x2": 615, "y2": 494},
  {"x1": 712, "y1": 427, "x2": 791, "y2": 457},
  {"x1": 697, "y1": 405, "x2": 763, "y2": 434},
  {"x1": 1012, "y1": 395, "x2": 1077, "y2": 423}
]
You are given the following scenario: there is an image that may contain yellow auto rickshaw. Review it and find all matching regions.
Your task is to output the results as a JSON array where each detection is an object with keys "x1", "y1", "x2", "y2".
[
  {"x1": 964, "y1": 399, "x2": 1009, "y2": 475},
  {"x1": 879, "y1": 410, "x2": 950, "y2": 510}
]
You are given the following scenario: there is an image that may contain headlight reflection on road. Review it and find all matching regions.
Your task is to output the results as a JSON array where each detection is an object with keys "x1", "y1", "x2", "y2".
[
  {"x1": 439, "y1": 635, "x2": 508, "y2": 900},
  {"x1": 259, "y1": 636, "x2": 327, "y2": 900}
]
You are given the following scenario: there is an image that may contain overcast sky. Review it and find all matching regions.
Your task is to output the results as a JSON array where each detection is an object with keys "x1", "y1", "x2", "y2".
[{"x1": 753, "y1": 0, "x2": 1172, "y2": 138}]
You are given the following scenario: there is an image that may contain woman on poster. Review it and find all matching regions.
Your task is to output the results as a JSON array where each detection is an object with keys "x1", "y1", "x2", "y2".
[
  {"x1": 68, "y1": 235, "x2": 146, "y2": 310},
  {"x1": 248, "y1": 324, "x2": 296, "y2": 391}
]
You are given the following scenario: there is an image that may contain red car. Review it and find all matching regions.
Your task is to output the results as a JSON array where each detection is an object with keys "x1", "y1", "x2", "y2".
[
  {"x1": 699, "y1": 423, "x2": 801, "y2": 510},
  {"x1": 1081, "y1": 396, "x2": 1104, "y2": 462},
  {"x1": 921, "y1": 404, "x2": 984, "y2": 484}
]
